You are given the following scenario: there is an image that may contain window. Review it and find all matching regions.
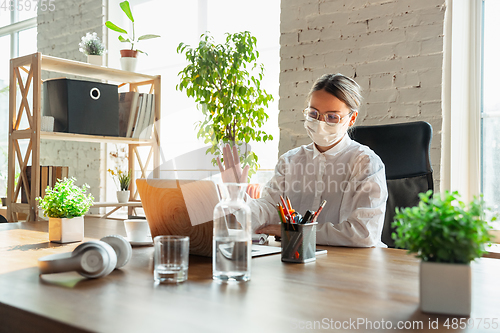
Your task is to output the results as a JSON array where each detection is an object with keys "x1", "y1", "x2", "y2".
[
  {"x1": 0, "y1": 2, "x2": 37, "y2": 196},
  {"x1": 107, "y1": 0, "x2": 279, "y2": 184},
  {"x1": 481, "y1": 0, "x2": 500, "y2": 215}
]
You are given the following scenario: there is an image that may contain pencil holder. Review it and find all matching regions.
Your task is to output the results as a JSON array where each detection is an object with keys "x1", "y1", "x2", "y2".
[{"x1": 281, "y1": 222, "x2": 317, "y2": 263}]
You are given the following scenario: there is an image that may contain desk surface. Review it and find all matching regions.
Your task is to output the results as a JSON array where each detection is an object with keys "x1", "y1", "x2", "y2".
[{"x1": 0, "y1": 219, "x2": 499, "y2": 333}]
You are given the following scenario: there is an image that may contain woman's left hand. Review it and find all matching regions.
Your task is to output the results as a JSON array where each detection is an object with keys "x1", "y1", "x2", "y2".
[{"x1": 255, "y1": 224, "x2": 281, "y2": 237}]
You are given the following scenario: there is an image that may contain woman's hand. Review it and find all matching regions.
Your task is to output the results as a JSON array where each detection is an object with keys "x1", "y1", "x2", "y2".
[
  {"x1": 255, "y1": 224, "x2": 281, "y2": 237},
  {"x1": 216, "y1": 144, "x2": 250, "y2": 183}
]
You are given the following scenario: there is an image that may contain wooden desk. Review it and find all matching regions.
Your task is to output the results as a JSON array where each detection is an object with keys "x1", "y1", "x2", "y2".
[{"x1": 0, "y1": 219, "x2": 499, "y2": 333}]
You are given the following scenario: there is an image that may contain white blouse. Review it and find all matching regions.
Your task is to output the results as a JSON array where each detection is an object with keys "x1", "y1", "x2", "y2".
[{"x1": 248, "y1": 134, "x2": 388, "y2": 247}]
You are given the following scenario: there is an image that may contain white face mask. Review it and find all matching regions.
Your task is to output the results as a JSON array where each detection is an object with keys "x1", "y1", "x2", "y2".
[{"x1": 304, "y1": 118, "x2": 349, "y2": 147}]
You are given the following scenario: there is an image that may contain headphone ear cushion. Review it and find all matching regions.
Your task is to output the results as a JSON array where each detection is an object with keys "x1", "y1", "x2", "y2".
[
  {"x1": 74, "y1": 241, "x2": 117, "y2": 279},
  {"x1": 100, "y1": 235, "x2": 132, "y2": 269}
]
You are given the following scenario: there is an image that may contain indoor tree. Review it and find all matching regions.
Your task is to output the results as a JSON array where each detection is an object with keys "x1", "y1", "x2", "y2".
[{"x1": 176, "y1": 31, "x2": 273, "y2": 180}]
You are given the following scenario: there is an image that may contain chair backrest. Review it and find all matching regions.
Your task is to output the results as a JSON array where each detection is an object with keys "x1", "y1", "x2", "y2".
[{"x1": 350, "y1": 121, "x2": 433, "y2": 247}]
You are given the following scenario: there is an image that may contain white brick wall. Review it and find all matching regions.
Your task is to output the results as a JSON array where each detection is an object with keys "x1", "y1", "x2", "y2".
[
  {"x1": 280, "y1": 0, "x2": 445, "y2": 190},
  {"x1": 37, "y1": 0, "x2": 105, "y2": 208}
]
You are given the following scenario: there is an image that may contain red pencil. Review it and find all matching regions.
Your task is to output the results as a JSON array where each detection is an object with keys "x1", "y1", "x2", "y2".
[
  {"x1": 312, "y1": 200, "x2": 327, "y2": 222},
  {"x1": 280, "y1": 195, "x2": 290, "y2": 218}
]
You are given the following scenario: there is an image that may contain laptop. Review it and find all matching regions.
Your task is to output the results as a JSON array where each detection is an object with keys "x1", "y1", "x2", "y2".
[{"x1": 136, "y1": 178, "x2": 281, "y2": 257}]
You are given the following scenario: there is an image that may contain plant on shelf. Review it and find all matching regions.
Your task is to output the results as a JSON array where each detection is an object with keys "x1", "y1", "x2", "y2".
[
  {"x1": 36, "y1": 177, "x2": 94, "y2": 243},
  {"x1": 108, "y1": 168, "x2": 131, "y2": 203},
  {"x1": 105, "y1": 0, "x2": 160, "y2": 71},
  {"x1": 108, "y1": 168, "x2": 132, "y2": 192},
  {"x1": 78, "y1": 32, "x2": 106, "y2": 65},
  {"x1": 176, "y1": 31, "x2": 274, "y2": 182},
  {"x1": 392, "y1": 190, "x2": 495, "y2": 316}
]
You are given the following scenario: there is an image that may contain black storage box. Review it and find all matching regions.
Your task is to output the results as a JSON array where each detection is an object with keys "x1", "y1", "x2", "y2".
[{"x1": 42, "y1": 78, "x2": 119, "y2": 136}]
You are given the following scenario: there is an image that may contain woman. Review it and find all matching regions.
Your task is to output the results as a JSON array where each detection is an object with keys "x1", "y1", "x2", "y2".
[{"x1": 218, "y1": 73, "x2": 388, "y2": 247}]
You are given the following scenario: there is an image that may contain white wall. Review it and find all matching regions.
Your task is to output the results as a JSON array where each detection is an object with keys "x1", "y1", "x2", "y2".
[
  {"x1": 37, "y1": 0, "x2": 106, "y2": 207},
  {"x1": 279, "y1": 0, "x2": 446, "y2": 190}
]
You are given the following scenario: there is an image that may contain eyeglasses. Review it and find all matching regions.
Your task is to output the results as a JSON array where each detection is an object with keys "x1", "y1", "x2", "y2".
[{"x1": 302, "y1": 107, "x2": 354, "y2": 126}]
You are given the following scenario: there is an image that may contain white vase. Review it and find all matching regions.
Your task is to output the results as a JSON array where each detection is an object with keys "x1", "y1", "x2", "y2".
[
  {"x1": 49, "y1": 216, "x2": 84, "y2": 243},
  {"x1": 120, "y1": 57, "x2": 137, "y2": 72},
  {"x1": 87, "y1": 55, "x2": 102, "y2": 66},
  {"x1": 117, "y1": 190, "x2": 130, "y2": 203},
  {"x1": 420, "y1": 261, "x2": 471, "y2": 316}
]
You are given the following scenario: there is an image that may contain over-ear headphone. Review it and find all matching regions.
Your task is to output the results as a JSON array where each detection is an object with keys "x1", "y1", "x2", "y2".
[{"x1": 38, "y1": 235, "x2": 132, "y2": 279}]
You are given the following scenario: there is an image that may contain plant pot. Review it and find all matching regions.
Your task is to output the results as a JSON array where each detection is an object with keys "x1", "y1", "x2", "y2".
[
  {"x1": 87, "y1": 55, "x2": 102, "y2": 66},
  {"x1": 120, "y1": 49, "x2": 138, "y2": 72},
  {"x1": 49, "y1": 216, "x2": 84, "y2": 243},
  {"x1": 420, "y1": 261, "x2": 471, "y2": 316},
  {"x1": 117, "y1": 190, "x2": 130, "y2": 203},
  {"x1": 1, "y1": 197, "x2": 6, "y2": 206}
]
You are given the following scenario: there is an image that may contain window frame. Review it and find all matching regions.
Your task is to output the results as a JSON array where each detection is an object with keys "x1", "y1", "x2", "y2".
[{"x1": 441, "y1": 0, "x2": 482, "y2": 202}]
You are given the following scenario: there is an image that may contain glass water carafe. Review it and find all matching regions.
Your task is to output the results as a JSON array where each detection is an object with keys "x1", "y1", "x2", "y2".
[{"x1": 213, "y1": 183, "x2": 251, "y2": 282}]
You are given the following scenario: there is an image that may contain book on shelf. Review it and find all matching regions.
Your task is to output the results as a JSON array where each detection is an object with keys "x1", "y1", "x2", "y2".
[
  {"x1": 117, "y1": 92, "x2": 155, "y2": 139},
  {"x1": 132, "y1": 94, "x2": 149, "y2": 139},
  {"x1": 129, "y1": 94, "x2": 144, "y2": 138},
  {"x1": 21, "y1": 166, "x2": 70, "y2": 203},
  {"x1": 147, "y1": 94, "x2": 156, "y2": 137},
  {"x1": 118, "y1": 92, "x2": 140, "y2": 138}
]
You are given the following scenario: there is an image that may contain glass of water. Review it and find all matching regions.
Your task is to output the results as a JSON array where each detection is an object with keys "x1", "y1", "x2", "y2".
[{"x1": 154, "y1": 235, "x2": 189, "y2": 284}]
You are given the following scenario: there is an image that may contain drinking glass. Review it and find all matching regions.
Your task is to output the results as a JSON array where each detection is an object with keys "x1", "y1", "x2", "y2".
[{"x1": 154, "y1": 235, "x2": 189, "y2": 283}]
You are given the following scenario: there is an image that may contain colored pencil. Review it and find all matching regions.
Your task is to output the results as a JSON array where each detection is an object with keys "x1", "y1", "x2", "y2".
[
  {"x1": 280, "y1": 195, "x2": 291, "y2": 218},
  {"x1": 312, "y1": 200, "x2": 327, "y2": 222}
]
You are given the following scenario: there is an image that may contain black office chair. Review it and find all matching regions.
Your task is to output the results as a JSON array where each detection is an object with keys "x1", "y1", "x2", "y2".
[{"x1": 350, "y1": 121, "x2": 433, "y2": 248}]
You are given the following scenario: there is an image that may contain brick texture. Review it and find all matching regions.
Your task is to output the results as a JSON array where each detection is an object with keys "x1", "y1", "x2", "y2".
[
  {"x1": 280, "y1": 0, "x2": 445, "y2": 190},
  {"x1": 37, "y1": 0, "x2": 105, "y2": 209}
]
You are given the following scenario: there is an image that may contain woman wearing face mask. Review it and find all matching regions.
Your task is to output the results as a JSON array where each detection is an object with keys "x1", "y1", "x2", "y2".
[{"x1": 218, "y1": 73, "x2": 388, "y2": 247}]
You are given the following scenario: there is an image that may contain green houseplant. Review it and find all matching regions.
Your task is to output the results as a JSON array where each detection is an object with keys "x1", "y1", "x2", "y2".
[
  {"x1": 176, "y1": 31, "x2": 274, "y2": 181},
  {"x1": 392, "y1": 190, "x2": 494, "y2": 315},
  {"x1": 37, "y1": 177, "x2": 94, "y2": 243},
  {"x1": 108, "y1": 168, "x2": 131, "y2": 203},
  {"x1": 78, "y1": 32, "x2": 106, "y2": 65},
  {"x1": 105, "y1": 0, "x2": 160, "y2": 71}
]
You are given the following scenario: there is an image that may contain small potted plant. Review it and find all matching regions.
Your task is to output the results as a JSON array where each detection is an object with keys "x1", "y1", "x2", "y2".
[
  {"x1": 108, "y1": 168, "x2": 131, "y2": 203},
  {"x1": 105, "y1": 0, "x2": 160, "y2": 72},
  {"x1": 392, "y1": 190, "x2": 495, "y2": 316},
  {"x1": 37, "y1": 177, "x2": 94, "y2": 243},
  {"x1": 78, "y1": 32, "x2": 107, "y2": 66}
]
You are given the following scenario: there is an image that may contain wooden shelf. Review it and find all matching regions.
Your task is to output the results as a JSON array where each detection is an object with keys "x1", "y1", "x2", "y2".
[
  {"x1": 12, "y1": 129, "x2": 155, "y2": 145},
  {"x1": 6, "y1": 53, "x2": 161, "y2": 222},
  {"x1": 9, "y1": 53, "x2": 158, "y2": 84},
  {"x1": 40, "y1": 132, "x2": 154, "y2": 145},
  {"x1": 92, "y1": 202, "x2": 142, "y2": 208}
]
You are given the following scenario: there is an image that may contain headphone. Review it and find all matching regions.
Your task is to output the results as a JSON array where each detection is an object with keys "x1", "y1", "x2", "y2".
[{"x1": 38, "y1": 235, "x2": 132, "y2": 279}]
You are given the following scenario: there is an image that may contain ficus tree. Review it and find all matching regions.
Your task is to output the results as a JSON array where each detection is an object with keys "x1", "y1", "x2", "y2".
[{"x1": 176, "y1": 31, "x2": 274, "y2": 181}]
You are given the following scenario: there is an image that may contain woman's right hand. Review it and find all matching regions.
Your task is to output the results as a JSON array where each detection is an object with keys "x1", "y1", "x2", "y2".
[{"x1": 216, "y1": 144, "x2": 250, "y2": 183}]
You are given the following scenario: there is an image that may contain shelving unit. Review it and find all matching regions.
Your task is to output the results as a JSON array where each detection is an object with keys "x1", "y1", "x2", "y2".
[{"x1": 7, "y1": 52, "x2": 161, "y2": 222}]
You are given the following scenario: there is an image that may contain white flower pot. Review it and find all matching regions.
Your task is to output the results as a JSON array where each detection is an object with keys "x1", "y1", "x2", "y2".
[
  {"x1": 49, "y1": 216, "x2": 84, "y2": 244},
  {"x1": 120, "y1": 57, "x2": 137, "y2": 72},
  {"x1": 117, "y1": 190, "x2": 130, "y2": 203},
  {"x1": 420, "y1": 261, "x2": 471, "y2": 316},
  {"x1": 87, "y1": 55, "x2": 102, "y2": 66}
]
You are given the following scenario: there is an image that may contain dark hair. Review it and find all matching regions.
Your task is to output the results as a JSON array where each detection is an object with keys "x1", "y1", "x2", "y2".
[{"x1": 307, "y1": 73, "x2": 363, "y2": 112}]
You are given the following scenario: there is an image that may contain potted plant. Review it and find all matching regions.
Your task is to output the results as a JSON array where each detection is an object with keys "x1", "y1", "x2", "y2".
[
  {"x1": 105, "y1": 0, "x2": 160, "y2": 72},
  {"x1": 392, "y1": 190, "x2": 495, "y2": 316},
  {"x1": 78, "y1": 32, "x2": 106, "y2": 66},
  {"x1": 37, "y1": 177, "x2": 94, "y2": 243},
  {"x1": 108, "y1": 168, "x2": 131, "y2": 203},
  {"x1": 176, "y1": 31, "x2": 274, "y2": 181}
]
